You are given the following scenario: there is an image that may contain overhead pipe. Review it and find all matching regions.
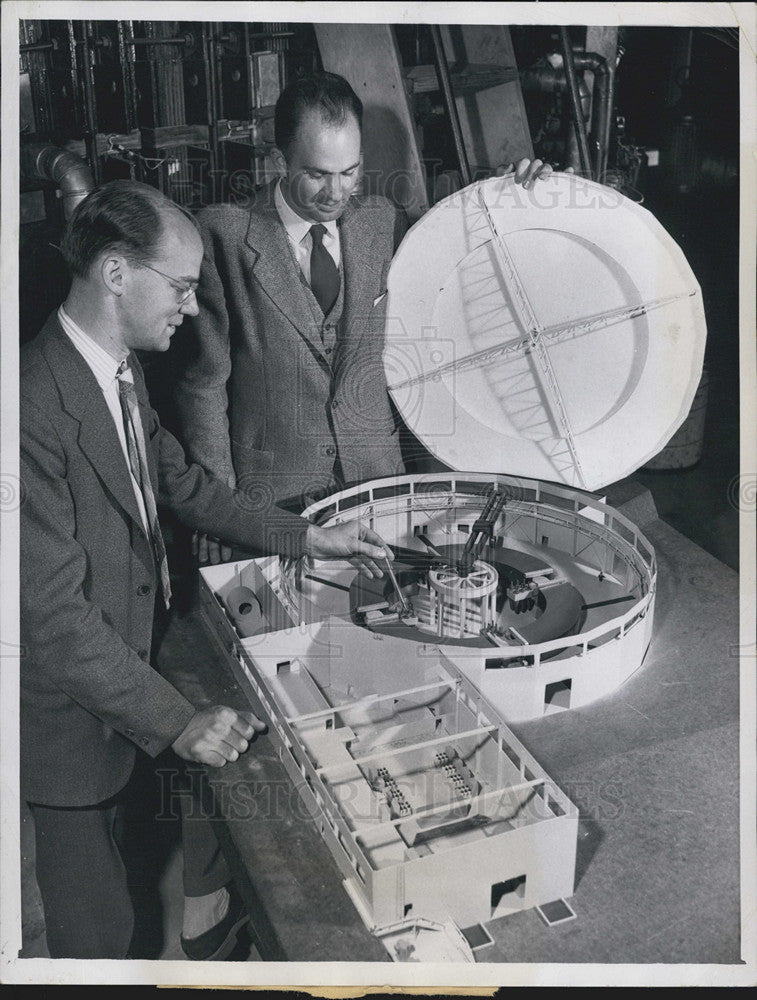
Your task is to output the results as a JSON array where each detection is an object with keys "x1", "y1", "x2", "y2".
[
  {"x1": 558, "y1": 28, "x2": 593, "y2": 179},
  {"x1": 22, "y1": 144, "x2": 95, "y2": 219},
  {"x1": 521, "y1": 61, "x2": 591, "y2": 173}
]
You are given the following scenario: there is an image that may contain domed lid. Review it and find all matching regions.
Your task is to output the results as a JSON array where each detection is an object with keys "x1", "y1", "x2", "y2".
[{"x1": 384, "y1": 174, "x2": 706, "y2": 491}]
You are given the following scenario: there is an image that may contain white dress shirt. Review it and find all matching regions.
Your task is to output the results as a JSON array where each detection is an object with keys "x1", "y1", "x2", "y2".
[
  {"x1": 58, "y1": 305, "x2": 151, "y2": 534},
  {"x1": 274, "y1": 179, "x2": 341, "y2": 285}
]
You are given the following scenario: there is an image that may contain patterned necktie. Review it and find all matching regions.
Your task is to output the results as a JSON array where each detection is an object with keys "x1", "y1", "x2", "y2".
[
  {"x1": 309, "y1": 224, "x2": 340, "y2": 316},
  {"x1": 117, "y1": 361, "x2": 172, "y2": 609}
]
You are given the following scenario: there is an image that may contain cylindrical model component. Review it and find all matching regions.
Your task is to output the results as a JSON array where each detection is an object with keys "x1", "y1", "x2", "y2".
[
  {"x1": 224, "y1": 585, "x2": 264, "y2": 638},
  {"x1": 426, "y1": 560, "x2": 499, "y2": 639}
]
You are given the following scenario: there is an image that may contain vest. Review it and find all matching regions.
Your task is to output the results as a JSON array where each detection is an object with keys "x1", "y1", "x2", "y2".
[{"x1": 300, "y1": 260, "x2": 344, "y2": 358}]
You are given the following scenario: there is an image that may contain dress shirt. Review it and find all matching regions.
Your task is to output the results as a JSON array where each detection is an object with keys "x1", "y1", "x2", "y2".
[
  {"x1": 58, "y1": 305, "x2": 150, "y2": 534},
  {"x1": 274, "y1": 179, "x2": 341, "y2": 285}
]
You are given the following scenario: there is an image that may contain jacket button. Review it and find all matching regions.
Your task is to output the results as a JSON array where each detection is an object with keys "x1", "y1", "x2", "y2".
[
  {"x1": 332, "y1": 399, "x2": 339, "y2": 408},
  {"x1": 325, "y1": 445, "x2": 337, "y2": 457},
  {"x1": 137, "y1": 584, "x2": 151, "y2": 597},
  {"x1": 141, "y1": 737, "x2": 149, "y2": 747},
  {"x1": 325, "y1": 345, "x2": 333, "y2": 354},
  {"x1": 138, "y1": 649, "x2": 149, "y2": 660}
]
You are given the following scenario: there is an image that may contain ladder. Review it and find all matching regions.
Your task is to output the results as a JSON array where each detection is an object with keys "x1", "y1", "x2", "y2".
[{"x1": 314, "y1": 23, "x2": 534, "y2": 220}]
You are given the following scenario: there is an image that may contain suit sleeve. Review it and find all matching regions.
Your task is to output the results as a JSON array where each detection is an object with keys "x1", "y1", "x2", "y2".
[
  {"x1": 173, "y1": 214, "x2": 237, "y2": 487},
  {"x1": 149, "y1": 404, "x2": 309, "y2": 559},
  {"x1": 20, "y1": 397, "x2": 197, "y2": 756}
]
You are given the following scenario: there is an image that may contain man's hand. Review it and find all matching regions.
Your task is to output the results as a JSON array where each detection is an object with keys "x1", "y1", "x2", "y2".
[
  {"x1": 171, "y1": 705, "x2": 266, "y2": 767},
  {"x1": 496, "y1": 158, "x2": 574, "y2": 189},
  {"x1": 306, "y1": 521, "x2": 393, "y2": 579},
  {"x1": 193, "y1": 531, "x2": 233, "y2": 566}
]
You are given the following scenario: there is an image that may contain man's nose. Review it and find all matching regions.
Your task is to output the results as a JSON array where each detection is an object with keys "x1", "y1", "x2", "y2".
[
  {"x1": 180, "y1": 290, "x2": 200, "y2": 317},
  {"x1": 324, "y1": 174, "x2": 342, "y2": 201}
]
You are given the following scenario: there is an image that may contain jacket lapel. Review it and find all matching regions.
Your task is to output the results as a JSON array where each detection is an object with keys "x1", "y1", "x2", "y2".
[
  {"x1": 244, "y1": 194, "x2": 328, "y2": 360},
  {"x1": 339, "y1": 198, "x2": 382, "y2": 353},
  {"x1": 39, "y1": 318, "x2": 147, "y2": 533}
]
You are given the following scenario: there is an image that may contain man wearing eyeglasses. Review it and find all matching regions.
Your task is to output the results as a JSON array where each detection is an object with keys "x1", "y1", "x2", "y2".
[{"x1": 20, "y1": 179, "x2": 392, "y2": 960}]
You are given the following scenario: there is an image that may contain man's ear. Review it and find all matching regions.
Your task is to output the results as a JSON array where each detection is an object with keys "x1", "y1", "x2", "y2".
[
  {"x1": 270, "y1": 146, "x2": 287, "y2": 178},
  {"x1": 101, "y1": 254, "x2": 126, "y2": 296}
]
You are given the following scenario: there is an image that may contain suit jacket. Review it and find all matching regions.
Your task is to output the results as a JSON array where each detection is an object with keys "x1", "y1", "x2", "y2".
[
  {"x1": 20, "y1": 314, "x2": 308, "y2": 807},
  {"x1": 173, "y1": 186, "x2": 407, "y2": 508}
]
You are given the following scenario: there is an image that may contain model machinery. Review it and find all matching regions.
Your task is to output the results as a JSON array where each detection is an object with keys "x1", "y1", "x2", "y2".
[{"x1": 199, "y1": 174, "x2": 706, "y2": 962}]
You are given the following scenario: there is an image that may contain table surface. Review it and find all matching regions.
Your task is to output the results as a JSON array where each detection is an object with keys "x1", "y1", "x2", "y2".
[{"x1": 161, "y1": 508, "x2": 741, "y2": 965}]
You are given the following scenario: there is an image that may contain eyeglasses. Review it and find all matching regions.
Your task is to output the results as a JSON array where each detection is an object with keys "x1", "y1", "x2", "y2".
[{"x1": 136, "y1": 260, "x2": 199, "y2": 304}]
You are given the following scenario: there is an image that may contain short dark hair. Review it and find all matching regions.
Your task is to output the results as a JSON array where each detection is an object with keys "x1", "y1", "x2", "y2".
[
  {"x1": 274, "y1": 72, "x2": 363, "y2": 157},
  {"x1": 60, "y1": 179, "x2": 197, "y2": 279}
]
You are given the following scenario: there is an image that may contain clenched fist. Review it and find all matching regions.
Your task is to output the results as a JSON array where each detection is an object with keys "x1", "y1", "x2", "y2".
[{"x1": 172, "y1": 705, "x2": 267, "y2": 768}]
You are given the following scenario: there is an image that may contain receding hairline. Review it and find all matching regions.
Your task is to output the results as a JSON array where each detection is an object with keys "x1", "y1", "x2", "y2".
[
  {"x1": 75, "y1": 206, "x2": 200, "y2": 283},
  {"x1": 282, "y1": 106, "x2": 362, "y2": 159},
  {"x1": 148, "y1": 203, "x2": 201, "y2": 260}
]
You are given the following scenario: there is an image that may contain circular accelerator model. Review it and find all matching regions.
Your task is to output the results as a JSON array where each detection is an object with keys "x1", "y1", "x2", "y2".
[{"x1": 290, "y1": 472, "x2": 656, "y2": 722}]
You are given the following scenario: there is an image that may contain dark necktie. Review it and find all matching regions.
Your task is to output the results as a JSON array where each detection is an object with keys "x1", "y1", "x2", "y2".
[
  {"x1": 309, "y1": 224, "x2": 340, "y2": 316},
  {"x1": 116, "y1": 361, "x2": 172, "y2": 609}
]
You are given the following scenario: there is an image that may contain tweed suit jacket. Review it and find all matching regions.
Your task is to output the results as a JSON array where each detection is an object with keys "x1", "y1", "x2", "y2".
[
  {"x1": 173, "y1": 186, "x2": 407, "y2": 509},
  {"x1": 20, "y1": 314, "x2": 308, "y2": 807}
]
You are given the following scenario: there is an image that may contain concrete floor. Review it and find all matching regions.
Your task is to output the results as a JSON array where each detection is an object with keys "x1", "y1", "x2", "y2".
[{"x1": 17, "y1": 181, "x2": 741, "y2": 962}]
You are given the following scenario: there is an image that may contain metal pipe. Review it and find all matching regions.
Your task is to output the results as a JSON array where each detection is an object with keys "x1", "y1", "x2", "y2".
[
  {"x1": 20, "y1": 40, "x2": 59, "y2": 54},
  {"x1": 246, "y1": 30, "x2": 296, "y2": 40},
  {"x1": 76, "y1": 23, "x2": 102, "y2": 185},
  {"x1": 21, "y1": 38, "x2": 110, "y2": 53},
  {"x1": 204, "y1": 22, "x2": 222, "y2": 203},
  {"x1": 571, "y1": 52, "x2": 612, "y2": 182},
  {"x1": 603, "y1": 59, "x2": 615, "y2": 180},
  {"x1": 25, "y1": 145, "x2": 96, "y2": 219},
  {"x1": 125, "y1": 34, "x2": 193, "y2": 47},
  {"x1": 521, "y1": 63, "x2": 591, "y2": 173},
  {"x1": 558, "y1": 28, "x2": 592, "y2": 179},
  {"x1": 429, "y1": 24, "x2": 472, "y2": 187},
  {"x1": 521, "y1": 63, "x2": 591, "y2": 118}
]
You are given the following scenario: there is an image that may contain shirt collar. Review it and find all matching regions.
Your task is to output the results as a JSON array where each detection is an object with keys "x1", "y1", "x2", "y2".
[
  {"x1": 274, "y1": 178, "x2": 338, "y2": 245},
  {"x1": 58, "y1": 304, "x2": 128, "y2": 390}
]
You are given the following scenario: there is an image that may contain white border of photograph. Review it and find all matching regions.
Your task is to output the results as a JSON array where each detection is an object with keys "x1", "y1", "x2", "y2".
[{"x1": 1, "y1": 0, "x2": 755, "y2": 989}]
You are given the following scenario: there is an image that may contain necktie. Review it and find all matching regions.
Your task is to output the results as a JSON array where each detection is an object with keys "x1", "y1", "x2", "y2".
[
  {"x1": 117, "y1": 361, "x2": 172, "y2": 609},
  {"x1": 309, "y1": 224, "x2": 340, "y2": 316}
]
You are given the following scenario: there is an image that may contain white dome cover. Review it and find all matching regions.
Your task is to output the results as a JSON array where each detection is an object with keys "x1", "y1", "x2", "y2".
[{"x1": 384, "y1": 173, "x2": 707, "y2": 491}]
